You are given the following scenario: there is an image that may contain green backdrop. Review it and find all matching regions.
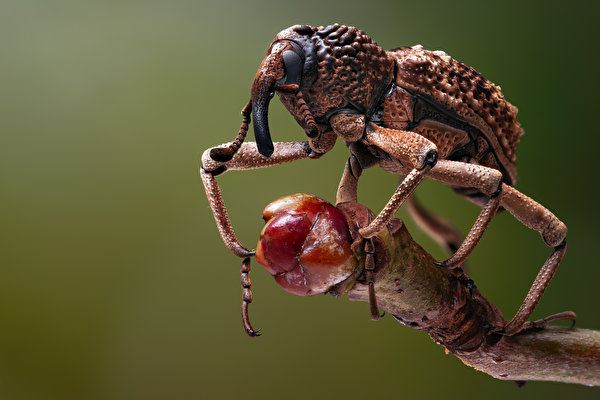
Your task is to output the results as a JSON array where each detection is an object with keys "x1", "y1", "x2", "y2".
[{"x1": 1, "y1": 0, "x2": 599, "y2": 398}]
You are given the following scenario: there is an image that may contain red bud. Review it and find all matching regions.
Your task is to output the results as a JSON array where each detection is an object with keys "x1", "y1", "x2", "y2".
[{"x1": 255, "y1": 194, "x2": 355, "y2": 296}]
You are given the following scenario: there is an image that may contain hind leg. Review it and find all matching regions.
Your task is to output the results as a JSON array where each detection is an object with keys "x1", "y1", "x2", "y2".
[
  {"x1": 425, "y1": 160, "x2": 574, "y2": 336},
  {"x1": 498, "y1": 184, "x2": 575, "y2": 335}
]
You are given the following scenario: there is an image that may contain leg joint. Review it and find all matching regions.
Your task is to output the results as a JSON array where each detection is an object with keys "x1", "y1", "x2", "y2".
[
  {"x1": 202, "y1": 165, "x2": 226, "y2": 177},
  {"x1": 421, "y1": 150, "x2": 438, "y2": 170},
  {"x1": 554, "y1": 239, "x2": 567, "y2": 251}
]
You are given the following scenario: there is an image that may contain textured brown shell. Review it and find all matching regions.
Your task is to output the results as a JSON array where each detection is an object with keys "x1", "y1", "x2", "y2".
[
  {"x1": 274, "y1": 24, "x2": 394, "y2": 122},
  {"x1": 390, "y1": 45, "x2": 523, "y2": 183},
  {"x1": 268, "y1": 25, "x2": 522, "y2": 184}
]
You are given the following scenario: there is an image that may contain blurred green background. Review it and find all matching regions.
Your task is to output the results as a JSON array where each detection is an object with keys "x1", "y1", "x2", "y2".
[{"x1": 1, "y1": 0, "x2": 599, "y2": 398}]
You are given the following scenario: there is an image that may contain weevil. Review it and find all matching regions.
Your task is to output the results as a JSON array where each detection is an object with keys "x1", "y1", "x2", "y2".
[{"x1": 200, "y1": 24, "x2": 575, "y2": 337}]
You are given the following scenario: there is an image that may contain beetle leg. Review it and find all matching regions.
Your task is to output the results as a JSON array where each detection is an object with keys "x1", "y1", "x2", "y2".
[
  {"x1": 498, "y1": 184, "x2": 573, "y2": 336},
  {"x1": 365, "y1": 123, "x2": 438, "y2": 171},
  {"x1": 521, "y1": 310, "x2": 576, "y2": 331},
  {"x1": 426, "y1": 159, "x2": 504, "y2": 196},
  {"x1": 435, "y1": 192, "x2": 502, "y2": 270},
  {"x1": 358, "y1": 124, "x2": 438, "y2": 238},
  {"x1": 240, "y1": 257, "x2": 261, "y2": 337},
  {"x1": 364, "y1": 237, "x2": 384, "y2": 320},
  {"x1": 500, "y1": 242, "x2": 569, "y2": 335},
  {"x1": 201, "y1": 171, "x2": 253, "y2": 257},
  {"x1": 336, "y1": 155, "x2": 363, "y2": 204},
  {"x1": 406, "y1": 195, "x2": 465, "y2": 255},
  {"x1": 359, "y1": 169, "x2": 425, "y2": 238},
  {"x1": 424, "y1": 159, "x2": 503, "y2": 269},
  {"x1": 336, "y1": 157, "x2": 382, "y2": 318},
  {"x1": 423, "y1": 161, "x2": 574, "y2": 336},
  {"x1": 500, "y1": 184, "x2": 567, "y2": 248},
  {"x1": 201, "y1": 141, "x2": 312, "y2": 258}
]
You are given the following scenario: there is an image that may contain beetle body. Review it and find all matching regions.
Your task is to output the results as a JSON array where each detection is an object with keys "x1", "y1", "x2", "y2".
[
  {"x1": 380, "y1": 45, "x2": 522, "y2": 186},
  {"x1": 255, "y1": 24, "x2": 522, "y2": 201},
  {"x1": 201, "y1": 24, "x2": 573, "y2": 337}
]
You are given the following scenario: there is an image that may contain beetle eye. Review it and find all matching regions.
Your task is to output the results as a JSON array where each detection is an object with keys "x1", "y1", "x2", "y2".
[{"x1": 280, "y1": 50, "x2": 303, "y2": 85}]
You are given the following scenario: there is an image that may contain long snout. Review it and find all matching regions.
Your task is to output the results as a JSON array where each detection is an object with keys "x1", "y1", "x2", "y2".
[{"x1": 251, "y1": 61, "x2": 277, "y2": 158}]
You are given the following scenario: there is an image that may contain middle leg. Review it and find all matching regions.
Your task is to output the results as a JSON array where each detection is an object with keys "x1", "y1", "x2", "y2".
[
  {"x1": 425, "y1": 159, "x2": 504, "y2": 268},
  {"x1": 357, "y1": 123, "x2": 439, "y2": 238},
  {"x1": 337, "y1": 123, "x2": 439, "y2": 318},
  {"x1": 435, "y1": 192, "x2": 503, "y2": 270}
]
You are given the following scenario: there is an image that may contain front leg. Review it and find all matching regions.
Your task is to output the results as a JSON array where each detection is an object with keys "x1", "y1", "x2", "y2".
[
  {"x1": 336, "y1": 123, "x2": 438, "y2": 319},
  {"x1": 201, "y1": 141, "x2": 312, "y2": 257}
]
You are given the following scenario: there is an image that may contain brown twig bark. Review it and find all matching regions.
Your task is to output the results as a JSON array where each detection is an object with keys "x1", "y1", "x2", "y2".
[{"x1": 339, "y1": 216, "x2": 600, "y2": 386}]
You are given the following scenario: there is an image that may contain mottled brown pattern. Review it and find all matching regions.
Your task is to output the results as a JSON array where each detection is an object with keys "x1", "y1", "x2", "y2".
[
  {"x1": 275, "y1": 24, "x2": 394, "y2": 122},
  {"x1": 391, "y1": 45, "x2": 523, "y2": 182},
  {"x1": 475, "y1": 136, "x2": 489, "y2": 159},
  {"x1": 480, "y1": 151, "x2": 500, "y2": 172},
  {"x1": 202, "y1": 25, "x2": 572, "y2": 344},
  {"x1": 260, "y1": 25, "x2": 523, "y2": 186},
  {"x1": 380, "y1": 87, "x2": 412, "y2": 130},
  {"x1": 411, "y1": 121, "x2": 471, "y2": 159},
  {"x1": 501, "y1": 184, "x2": 567, "y2": 247}
]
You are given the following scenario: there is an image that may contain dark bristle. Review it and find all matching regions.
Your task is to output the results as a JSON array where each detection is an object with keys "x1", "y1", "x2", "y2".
[{"x1": 209, "y1": 147, "x2": 234, "y2": 162}]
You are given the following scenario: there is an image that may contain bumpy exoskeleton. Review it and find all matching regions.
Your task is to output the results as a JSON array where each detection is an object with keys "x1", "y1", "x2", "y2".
[{"x1": 201, "y1": 24, "x2": 575, "y2": 337}]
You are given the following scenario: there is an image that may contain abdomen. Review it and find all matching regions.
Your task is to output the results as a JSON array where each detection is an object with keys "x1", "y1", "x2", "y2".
[{"x1": 385, "y1": 45, "x2": 523, "y2": 186}]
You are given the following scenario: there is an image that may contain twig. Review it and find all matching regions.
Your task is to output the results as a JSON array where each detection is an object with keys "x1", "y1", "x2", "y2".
[{"x1": 343, "y1": 218, "x2": 600, "y2": 386}]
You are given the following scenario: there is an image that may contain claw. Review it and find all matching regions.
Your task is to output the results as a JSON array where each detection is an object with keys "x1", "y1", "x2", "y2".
[
  {"x1": 497, "y1": 310, "x2": 577, "y2": 336},
  {"x1": 241, "y1": 257, "x2": 261, "y2": 337},
  {"x1": 246, "y1": 327, "x2": 263, "y2": 337},
  {"x1": 434, "y1": 258, "x2": 463, "y2": 270},
  {"x1": 335, "y1": 202, "x2": 386, "y2": 322},
  {"x1": 523, "y1": 311, "x2": 577, "y2": 332}
]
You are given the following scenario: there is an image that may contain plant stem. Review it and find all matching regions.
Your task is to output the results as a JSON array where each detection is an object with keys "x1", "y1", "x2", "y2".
[{"x1": 344, "y1": 219, "x2": 600, "y2": 386}]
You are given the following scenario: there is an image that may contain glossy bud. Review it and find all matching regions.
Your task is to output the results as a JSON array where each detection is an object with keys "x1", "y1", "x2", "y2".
[{"x1": 255, "y1": 194, "x2": 355, "y2": 296}]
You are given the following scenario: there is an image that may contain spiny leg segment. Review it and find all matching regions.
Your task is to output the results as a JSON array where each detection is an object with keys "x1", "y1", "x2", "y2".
[
  {"x1": 201, "y1": 141, "x2": 312, "y2": 258},
  {"x1": 435, "y1": 192, "x2": 503, "y2": 270},
  {"x1": 498, "y1": 184, "x2": 575, "y2": 335},
  {"x1": 425, "y1": 162, "x2": 575, "y2": 335},
  {"x1": 364, "y1": 235, "x2": 383, "y2": 320},
  {"x1": 241, "y1": 257, "x2": 261, "y2": 337},
  {"x1": 337, "y1": 123, "x2": 439, "y2": 318},
  {"x1": 358, "y1": 123, "x2": 438, "y2": 238},
  {"x1": 340, "y1": 122, "x2": 574, "y2": 334}
]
